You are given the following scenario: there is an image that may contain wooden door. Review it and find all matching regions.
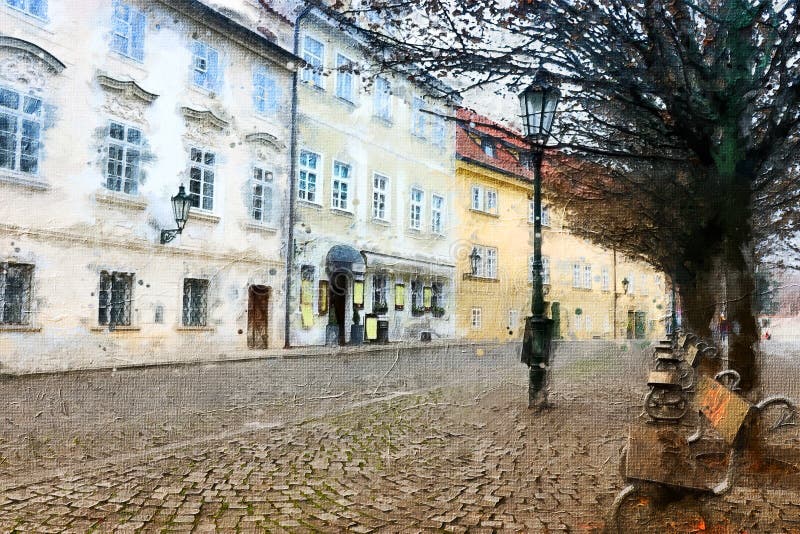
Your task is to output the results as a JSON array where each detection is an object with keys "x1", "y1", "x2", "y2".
[{"x1": 247, "y1": 285, "x2": 270, "y2": 349}]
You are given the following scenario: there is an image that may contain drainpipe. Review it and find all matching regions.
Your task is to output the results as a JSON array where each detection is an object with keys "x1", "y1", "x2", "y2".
[
  {"x1": 283, "y1": 5, "x2": 314, "y2": 349},
  {"x1": 612, "y1": 247, "x2": 617, "y2": 340}
]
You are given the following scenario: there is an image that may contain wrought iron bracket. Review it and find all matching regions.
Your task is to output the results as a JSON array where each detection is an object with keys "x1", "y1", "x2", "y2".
[{"x1": 160, "y1": 228, "x2": 181, "y2": 244}]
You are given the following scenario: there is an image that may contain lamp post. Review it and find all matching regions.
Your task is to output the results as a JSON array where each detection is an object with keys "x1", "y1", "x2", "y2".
[
  {"x1": 519, "y1": 70, "x2": 560, "y2": 410},
  {"x1": 160, "y1": 185, "x2": 192, "y2": 244}
]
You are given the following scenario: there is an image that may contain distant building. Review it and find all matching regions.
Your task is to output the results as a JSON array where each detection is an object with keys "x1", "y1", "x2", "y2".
[
  {"x1": 454, "y1": 109, "x2": 667, "y2": 341},
  {"x1": 287, "y1": 7, "x2": 458, "y2": 346},
  {"x1": 0, "y1": 0, "x2": 296, "y2": 372}
]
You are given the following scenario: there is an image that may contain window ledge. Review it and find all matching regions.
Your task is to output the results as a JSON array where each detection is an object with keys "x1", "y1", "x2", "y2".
[
  {"x1": 469, "y1": 208, "x2": 499, "y2": 218},
  {"x1": 4, "y1": 7, "x2": 51, "y2": 33},
  {"x1": 176, "y1": 326, "x2": 215, "y2": 332},
  {"x1": 372, "y1": 115, "x2": 393, "y2": 127},
  {"x1": 0, "y1": 172, "x2": 49, "y2": 191},
  {"x1": 300, "y1": 81, "x2": 326, "y2": 93},
  {"x1": 0, "y1": 325, "x2": 41, "y2": 332},
  {"x1": 244, "y1": 221, "x2": 278, "y2": 234},
  {"x1": 90, "y1": 326, "x2": 141, "y2": 332},
  {"x1": 95, "y1": 189, "x2": 148, "y2": 210},
  {"x1": 462, "y1": 274, "x2": 500, "y2": 283},
  {"x1": 334, "y1": 95, "x2": 357, "y2": 108},
  {"x1": 188, "y1": 209, "x2": 221, "y2": 224},
  {"x1": 297, "y1": 199, "x2": 323, "y2": 210},
  {"x1": 330, "y1": 208, "x2": 355, "y2": 217},
  {"x1": 370, "y1": 218, "x2": 392, "y2": 227}
]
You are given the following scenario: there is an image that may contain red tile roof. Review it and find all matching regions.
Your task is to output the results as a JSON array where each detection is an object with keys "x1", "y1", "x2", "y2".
[{"x1": 456, "y1": 108, "x2": 534, "y2": 182}]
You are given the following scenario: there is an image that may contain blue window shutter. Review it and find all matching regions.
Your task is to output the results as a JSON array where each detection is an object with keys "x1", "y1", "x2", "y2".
[
  {"x1": 131, "y1": 10, "x2": 146, "y2": 61},
  {"x1": 192, "y1": 41, "x2": 206, "y2": 87},
  {"x1": 207, "y1": 47, "x2": 220, "y2": 91},
  {"x1": 266, "y1": 77, "x2": 278, "y2": 112},
  {"x1": 253, "y1": 67, "x2": 265, "y2": 112}
]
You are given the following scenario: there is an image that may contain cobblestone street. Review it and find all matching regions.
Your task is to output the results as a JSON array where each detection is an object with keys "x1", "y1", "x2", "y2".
[{"x1": 1, "y1": 342, "x2": 800, "y2": 532}]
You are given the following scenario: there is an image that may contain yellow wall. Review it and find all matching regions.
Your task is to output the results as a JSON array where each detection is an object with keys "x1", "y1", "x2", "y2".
[{"x1": 455, "y1": 160, "x2": 668, "y2": 341}]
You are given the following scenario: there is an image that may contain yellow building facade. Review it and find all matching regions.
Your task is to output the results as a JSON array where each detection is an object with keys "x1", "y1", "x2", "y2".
[{"x1": 454, "y1": 111, "x2": 668, "y2": 342}]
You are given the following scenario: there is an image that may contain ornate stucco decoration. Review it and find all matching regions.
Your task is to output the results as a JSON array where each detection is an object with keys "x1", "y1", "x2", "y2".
[
  {"x1": 96, "y1": 73, "x2": 158, "y2": 104},
  {"x1": 0, "y1": 36, "x2": 65, "y2": 92},
  {"x1": 181, "y1": 106, "x2": 230, "y2": 143},
  {"x1": 245, "y1": 131, "x2": 286, "y2": 158}
]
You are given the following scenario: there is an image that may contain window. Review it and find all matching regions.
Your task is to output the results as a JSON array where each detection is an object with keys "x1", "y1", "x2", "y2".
[
  {"x1": 298, "y1": 150, "x2": 320, "y2": 203},
  {"x1": 192, "y1": 40, "x2": 221, "y2": 92},
  {"x1": 188, "y1": 148, "x2": 215, "y2": 211},
  {"x1": 0, "y1": 87, "x2": 42, "y2": 175},
  {"x1": 573, "y1": 311, "x2": 583, "y2": 332},
  {"x1": 373, "y1": 76, "x2": 392, "y2": 120},
  {"x1": 572, "y1": 263, "x2": 581, "y2": 288},
  {"x1": 250, "y1": 167, "x2": 273, "y2": 223},
  {"x1": 253, "y1": 65, "x2": 279, "y2": 114},
  {"x1": 640, "y1": 274, "x2": 648, "y2": 296},
  {"x1": 302, "y1": 36, "x2": 324, "y2": 88},
  {"x1": 110, "y1": 1, "x2": 145, "y2": 61},
  {"x1": 542, "y1": 256, "x2": 550, "y2": 285},
  {"x1": 409, "y1": 188, "x2": 423, "y2": 230},
  {"x1": 431, "y1": 194, "x2": 444, "y2": 234},
  {"x1": 528, "y1": 199, "x2": 535, "y2": 223},
  {"x1": 585, "y1": 314, "x2": 592, "y2": 332},
  {"x1": 471, "y1": 307, "x2": 482, "y2": 329},
  {"x1": 411, "y1": 279, "x2": 424, "y2": 315},
  {"x1": 372, "y1": 173, "x2": 388, "y2": 220},
  {"x1": 583, "y1": 265, "x2": 592, "y2": 289},
  {"x1": 372, "y1": 275, "x2": 388, "y2": 313},
  {"x1": 394, "y1": 282, "x2": 405, "y2": 310},
  {"x1": 541, "y1": 204, "x2": 551, "y2": 227},
  {"x1": 335, "y1": 54, "x2": 355, "y2": 102},
  {"x1": 431, "y1": 282, "x2": 443, "y2": 315},
  {"x1": 470, "y1": 185, "x2": 498, "y2": 215},
  {"x1": 331, "y1": 161, "x2": 351, "y2": 211},
  {"x1": 602, "y1": 267, "x2": 610, "y2": 291},
  {"x1": 411, "y1": 97, "x2": 426, "y2": 137},
  {"x1": 431, "y1": 113, "x2": 446, "y2": 147},
  {"x1": 627, "y1": 272, "x2": 635, "y2": 294},
  {"x1": 98, "y1": 272, "x2": 133, "y2": 327},
  {"x1": 106, "y1": 121, "x2": 142, "y2": 194},
  {"x1": 481, "y1": 137, "x2": 494, "y2": 157},
  {"x1": 528, "y1": 255, "x2": 549, "y2": 284},
  {"x1": 0, "y1": 263, "x2": 32, "y2": 325},
  {"x1": 6, "y1": 0, "x2": 46, "y2": 18},
  {"x1": 473, "y1": 245, "x2": 498, "y2": 279},
  {"x1": 182, "y1": 278, "x2": 209, "y2": 327},
  {"x1": 508, "y1": 309, "x2": 519, "y2": 329}
]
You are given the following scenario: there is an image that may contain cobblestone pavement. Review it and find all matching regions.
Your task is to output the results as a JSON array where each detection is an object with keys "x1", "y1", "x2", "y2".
[{"x1": 1, "y1": 342, "x2": 800, "y2": 532}]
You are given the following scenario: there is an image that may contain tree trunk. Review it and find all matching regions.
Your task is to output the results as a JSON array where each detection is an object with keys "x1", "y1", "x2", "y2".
[{"x1": 678, "y1": 238, "x2": 759, "y2": 392}]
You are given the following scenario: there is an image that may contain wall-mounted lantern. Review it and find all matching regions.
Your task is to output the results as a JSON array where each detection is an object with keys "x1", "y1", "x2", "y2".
[
  {"x1": 469, "y1": 247, "x2": 481, "y2": 276},
  {"x1": 160, "y1": 185, "x2": 192, "y2": 244},
  {"x1": 621, "y1": 277, "x2": 630, "y2": 295}
]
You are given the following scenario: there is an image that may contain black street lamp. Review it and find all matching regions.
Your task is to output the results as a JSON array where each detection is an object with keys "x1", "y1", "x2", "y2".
[
  {"x1": 519, "y1": 70, "x2": 560, "y2": 410},
  {"x1": 160, "y1": 185, "x2": 192, "y2": 244}
]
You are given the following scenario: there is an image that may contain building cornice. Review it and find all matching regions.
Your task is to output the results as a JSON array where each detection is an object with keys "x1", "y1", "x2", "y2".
[
  {"x1": 96, "y1": 73, "x2": 158, "y2": 104},
  {"x1": 0, "y1": 36, "x2": 65, "y2": 73}
]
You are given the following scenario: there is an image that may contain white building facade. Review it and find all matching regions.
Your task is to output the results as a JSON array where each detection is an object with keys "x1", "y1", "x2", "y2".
[
  {"x1": 0, "y1": 0, "x2": 296, "y2": 372},
  {"x1": 288, "y1": 9, "x2": 459, "y2": 346}
]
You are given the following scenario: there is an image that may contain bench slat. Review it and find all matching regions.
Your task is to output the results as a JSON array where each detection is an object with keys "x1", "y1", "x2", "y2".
[{"x1": 696, "y1": 376, "x2": 752, "y2": 446}]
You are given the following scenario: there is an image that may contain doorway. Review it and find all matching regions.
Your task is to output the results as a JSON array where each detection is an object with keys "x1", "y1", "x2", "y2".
[
  {"x1": 247, "y1": 285, "x2": 270, "y2": 349},
  {"x1": 330, "y1": 271, "x2": 349, "y2": 345},
  {"x1": 634, "y1": 311, "x2": 647, "y2": 339},
  {"x1": 626, "y1": 310, "x2": 635, "y2": 339},
  {"x1": 550, "y1": 302, "x2": 561, "y2": 339}
]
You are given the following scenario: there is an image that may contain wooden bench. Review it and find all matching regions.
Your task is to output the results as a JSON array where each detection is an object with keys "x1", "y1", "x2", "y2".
[{"x1": 609, "y1": 374, "x2": 798, "y2": 532}]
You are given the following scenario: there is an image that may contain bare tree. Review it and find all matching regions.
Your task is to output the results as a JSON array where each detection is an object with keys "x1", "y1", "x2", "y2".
[{"x1": 297, "y1": 0, "x2": 800, "y2": 391}]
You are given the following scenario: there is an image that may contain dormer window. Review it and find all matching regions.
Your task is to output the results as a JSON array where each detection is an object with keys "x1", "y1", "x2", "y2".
[{"x1": 481, "y1": 137, "x2": 495, "y2": 157}]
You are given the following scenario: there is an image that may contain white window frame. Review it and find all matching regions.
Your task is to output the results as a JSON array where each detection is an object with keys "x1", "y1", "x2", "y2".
[
  {"x1": 188, "y1": 147, "x2": 216, "y2": 212},
  {"x1": 572, "y1": 263, "x2": 582, "y2": 288},
  {"x1": 373, "y1": 76, "x2": 392, "y2": 121},
  {"x1": 5, "y1": 0, "x2": 46, "y2": 19},
  {"x1": 602, "y1": 267, "x2": 610, "y2": 291},
  {"x1": 542, "y1": 256, "x2": 550, "y2": 285},
  {"x1": 331, "y1": 160, "x2": 351, "y2": 211},
  {"x1": 253, "y1": 64, "x2": 279, "y2": 115},
  {"x1": 250, "y1": 166, "x2": 274, "y2": 224},
  {"x1": 573, "y1": 312, "x2": 583, "y2": 332},
  {"x1": 191, "y1": 40, "x2": 221, "y2": 92},
  {"x1": 485, "y1": 248, "x2": 498, "y2": 279},
  {"x1": 105, "y1": 121, "x2": 142, "y2": 195},
  {"x1": 372, "y1": 173, "x2": 389, "y2": 221},
  {"x1": 411, "y1": 97, "x2": 427, "y2": 138},
  {"x1": 508, "y1": 309, "x2": 519, "y2": 329},
  {"x1": 471, "y1": 307, "x2": 482, "y2": 329},
  {"x1": 583, "y1": 264, "x2": 592, "y2": 289},
  {"x1": 541, "y1": 204, "x2": 551, "y2": 227},
  {"x1": 431, "y1": 112, "x2": 446, "y2": 147},
  {"x1": 98, "y1": 271, "x2": 134, "y2": 327},
  {"x1": 471, "y1": 185, "x2": 498, "y2": 215},
  {"x1": 627, "y1": 272, "x2": 635, "y2": 294},
  {"x1": 431, "y1": 194, "x2": 444, "y2": 234},
  {"x1": 0, "y1": 86, "x2": 42, "y2": 176},
  {"x1": 182, "y1": 278, "x2": 209, "y2": 327},
  {"x1": 481, "y1": 137, "x2": 494, "y2": 157},
  {"x1": 302, "y1": 35, "x2": 324, "y2": 89},
  {"x1": 409, "y1": 187, "x2": 424, "y2": 230},
  {"x1": 585, "y1": 314, "x2": 592, "y2": 332},
  {"x1": 335, "y1": 53, "x2": 355, "y2": 103},
  {"x1": 298, "y1": 149, "x2": 321, "y2": 204},
  {"x1": 110, "y1": 1, "x2": 145, "y2": 61},
  {"x1": 0, "y1": 262, "x2": 34, "y2": 325}
]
